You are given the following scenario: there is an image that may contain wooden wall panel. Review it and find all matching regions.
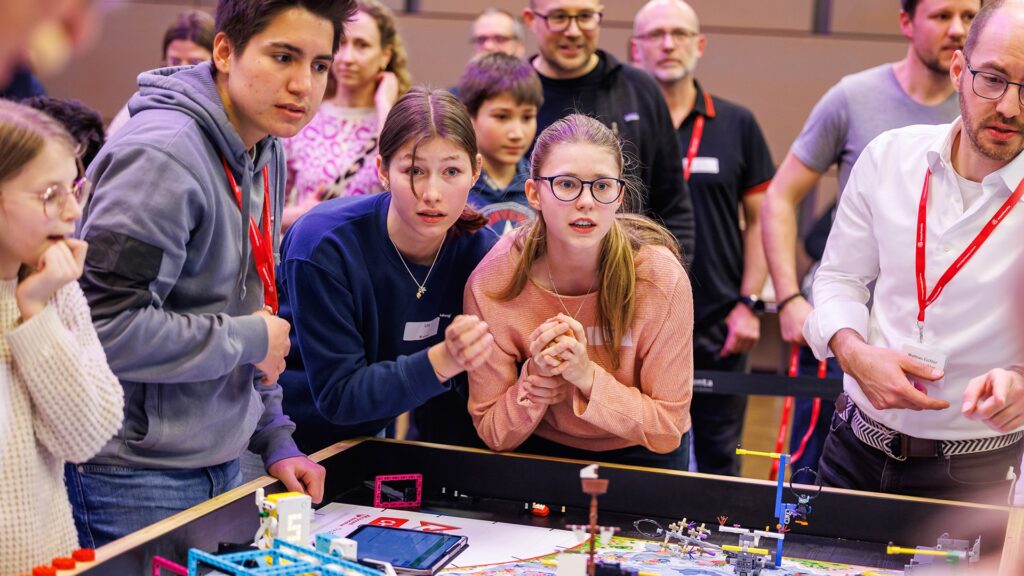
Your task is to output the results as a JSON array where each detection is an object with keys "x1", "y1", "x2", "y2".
[
  {"x1": 417, "y1": 0, "x2": 524, "y2": 16},
  {"x1": 660, "y1": 0, "x2": 815, "y2": 31},
  {"x1": 418, "y1": 0, "x2": 816, "y2": 32},
  {"x1": 47, "y1": 2, "x2": 212, "y2": 119},
  {"x1": 831, "y1": 0, "x2": 903, "y2": 36}
]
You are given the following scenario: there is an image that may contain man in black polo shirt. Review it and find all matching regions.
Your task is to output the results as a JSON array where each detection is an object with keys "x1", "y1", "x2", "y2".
[
  {"x1": 632, "y1": 0, "x2": 775, "y2": 476},
  {"x1": 523, "y1": 0, "x2": 695, "y2": 259}
]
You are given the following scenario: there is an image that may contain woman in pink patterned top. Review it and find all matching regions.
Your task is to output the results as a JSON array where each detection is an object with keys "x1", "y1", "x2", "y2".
[{"x1": 282, "y1": 0, "x2": 411, "y2": 230}]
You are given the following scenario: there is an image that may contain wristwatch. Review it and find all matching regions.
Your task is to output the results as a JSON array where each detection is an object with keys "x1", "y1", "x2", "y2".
[{"x1": 738, "y1": 294, "x2": 765, "y2": 316}]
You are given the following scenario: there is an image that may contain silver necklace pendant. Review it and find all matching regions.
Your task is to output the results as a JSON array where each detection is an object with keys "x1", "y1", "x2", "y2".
[{"x1": 389, "y1": 232, "x2": 445, "y2": 302}]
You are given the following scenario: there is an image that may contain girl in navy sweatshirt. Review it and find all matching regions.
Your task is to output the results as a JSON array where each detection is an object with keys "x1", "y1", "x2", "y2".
[{"x1": 279, "y1": 87, "x2": 497, "y2": 452}]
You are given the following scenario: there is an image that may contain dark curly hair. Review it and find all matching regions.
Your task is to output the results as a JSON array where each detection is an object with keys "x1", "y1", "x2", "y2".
[{"x1": 22, "y1": 97, "x2": 105, "y2": 169}]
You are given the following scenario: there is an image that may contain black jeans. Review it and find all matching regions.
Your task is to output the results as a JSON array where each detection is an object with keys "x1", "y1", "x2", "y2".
[
  {"x1": 690, "y1": 350, "x2": 747, "y2": 476},
  {"x1": 690, "y1": 393, "x2": 747, "y2": 475},
  {"x1": 818, "y1": 406, "x2": 1023, "y2": 505}
]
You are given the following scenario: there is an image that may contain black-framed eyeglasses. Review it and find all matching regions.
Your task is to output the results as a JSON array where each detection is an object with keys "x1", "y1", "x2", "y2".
[
  {"x1": 535, "y1": 174, "x2": 624, "y2": 204},
  {"x1": 470, "y1": 34, "x2": 516, "y2": 47},
  {"x1": 33, "y1": 158, "x2": 91, "y2": 218},
  {"x1": 529, "y1": 9, "x2": 602, "y2": 32},
  {"x1": 633, "y1": 28, "x2": 699, "y2": 44},
  {"x1": 966, "y1": 61, "x2": 1024, "y2": 106}
]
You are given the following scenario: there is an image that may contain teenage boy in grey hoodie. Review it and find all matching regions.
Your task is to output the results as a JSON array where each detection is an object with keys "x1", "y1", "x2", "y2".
[{"x1": 67, "y1": 0, "x2": 356, "y2": 547}]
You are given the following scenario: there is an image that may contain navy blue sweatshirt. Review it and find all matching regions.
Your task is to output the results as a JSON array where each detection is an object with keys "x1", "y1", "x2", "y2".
[{"x1": 278, "y1": 194, "x2": 496, "y2": 452}]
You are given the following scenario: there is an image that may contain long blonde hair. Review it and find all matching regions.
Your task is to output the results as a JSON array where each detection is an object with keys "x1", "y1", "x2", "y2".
[{"x1": 497, "y1": 114, "x2": 680, "y2": 368}]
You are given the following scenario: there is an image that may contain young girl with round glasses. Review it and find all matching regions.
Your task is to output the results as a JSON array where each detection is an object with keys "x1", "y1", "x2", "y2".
[
  {"x1": 278, "y1": 87, "x2": 497, "y2": 452},
  {"x1": 0, "y1": 100, "x2": 122, "y2": 574},
  {"x1": 466, "y1": 114, "x2": 694, "y2": 469}
]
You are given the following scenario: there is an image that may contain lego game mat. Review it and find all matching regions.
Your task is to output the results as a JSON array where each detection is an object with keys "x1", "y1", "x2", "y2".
[{"x1": 310, "y1": 503, "x2": 903, "y2": 575}]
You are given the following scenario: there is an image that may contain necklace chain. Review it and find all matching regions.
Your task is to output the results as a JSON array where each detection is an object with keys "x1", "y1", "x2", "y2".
[
  {"x1": 547, "y1": 264, "x2": 596, "y2": 320},
  {"x1": 389, "y1": 234, "x2": 445, "y2": 300}
]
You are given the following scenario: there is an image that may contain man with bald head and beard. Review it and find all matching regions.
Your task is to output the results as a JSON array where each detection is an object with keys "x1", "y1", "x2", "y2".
[
  {"x1": 804, "y1": 0, "x2": 1024, "y2": 504},
  {"x1": 631, "y1": 0, "x2": 774, "y2": 477}
]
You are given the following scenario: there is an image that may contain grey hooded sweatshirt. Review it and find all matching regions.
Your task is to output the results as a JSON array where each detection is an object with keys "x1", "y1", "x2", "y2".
[{"x1": 78, "y1": 63, "x2": 302, "y2": 469}]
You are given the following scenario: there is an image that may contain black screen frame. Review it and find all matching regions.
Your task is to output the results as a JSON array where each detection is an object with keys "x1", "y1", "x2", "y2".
[{"x1": 347, "y1": 524, "x2": 469, "y2": 575}]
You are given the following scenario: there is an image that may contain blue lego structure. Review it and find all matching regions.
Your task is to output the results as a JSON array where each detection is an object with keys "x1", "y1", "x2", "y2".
[
  {"x1": 734, "y1": 449, "x2": 820, "y2": 569},
  {"x1": 187, "y1": 538, "x2": 387, "y2": 576}
]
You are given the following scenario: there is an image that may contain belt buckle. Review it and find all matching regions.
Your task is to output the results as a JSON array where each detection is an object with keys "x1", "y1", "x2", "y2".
[
  {"x1": 897, "y1": 434, "x2": 941, "y2": 458},
  {"x1": 892, "y1": 434, "x2": 908, "y2": 460}
]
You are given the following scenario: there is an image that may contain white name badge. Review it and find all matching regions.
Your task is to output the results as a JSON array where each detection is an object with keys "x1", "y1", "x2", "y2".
[
  {"x1": 900, "y1": 339, "x2": 948, "y2": 390},
  {"x1": 687, "y1": 157, "x2": 720, "y2": 175},
  {"x1": 403, "y1": 317, "x2": 440, "y2": 341}
]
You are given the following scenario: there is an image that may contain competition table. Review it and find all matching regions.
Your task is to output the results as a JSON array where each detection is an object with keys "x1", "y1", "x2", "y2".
[{"x1": 69, "y1": 438, "x2": 1023, "y2": 575}]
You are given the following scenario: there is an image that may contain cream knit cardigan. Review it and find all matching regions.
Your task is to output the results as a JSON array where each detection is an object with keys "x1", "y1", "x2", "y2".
[{"x1": 0, "y1": 279, "x2": 123, "y2": 575}]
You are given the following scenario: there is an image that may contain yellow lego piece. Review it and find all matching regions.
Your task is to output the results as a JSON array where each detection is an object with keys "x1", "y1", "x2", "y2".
[
  {"x1": 722, "y1": 544, "x2": 771, "y2": 556},
  {"x1": 734, "y1": 448, "x2": 785, "y2": 460},
  {"x1": 886, "y1": 545, "x2": 965, "y2": 560}
]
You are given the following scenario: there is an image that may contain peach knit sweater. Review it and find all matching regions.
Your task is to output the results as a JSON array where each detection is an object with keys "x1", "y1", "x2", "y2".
[
  {"x1": 0, "y1": 279, "x2": 123, "y2": 576},
  {"x1": 465, "y1": 235, "x2": 693, "y2": 454}
]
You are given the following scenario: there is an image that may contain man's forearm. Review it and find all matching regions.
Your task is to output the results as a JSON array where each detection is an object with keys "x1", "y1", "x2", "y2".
[
  {"x1": 761, "y1": 190, "x2": 802, "y2": 299},
  {"x1": 739, "y1": 206, "x2": 768, "y2": 297}
]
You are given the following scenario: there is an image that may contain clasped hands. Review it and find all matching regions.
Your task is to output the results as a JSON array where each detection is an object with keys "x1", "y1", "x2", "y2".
[{"x1": 523, "y1": 313, "x2": 595, "y2": 405}]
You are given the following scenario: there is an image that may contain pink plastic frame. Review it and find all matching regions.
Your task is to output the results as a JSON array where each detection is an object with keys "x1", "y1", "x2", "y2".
[
  {"x1": 373, "y1": 473, "x2": 423, "y2": 508},
  {"x1": 152, "y1": 555, "x2": 187, "y2": 576}
]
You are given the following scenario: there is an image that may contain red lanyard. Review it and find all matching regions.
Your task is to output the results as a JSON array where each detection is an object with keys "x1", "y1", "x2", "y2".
[
  {"x1": 683, "y1": 115, "x2": 704, "y2": 183},
  {"x1": 682, "y1": 92, "x2": 714, "y2": 183},
  {"x1": 915, "y1": 168, "x2": 1023, "y2": 334},
  {"x1": 221, "y1": 157, "x2": 278, "y2": 313}
]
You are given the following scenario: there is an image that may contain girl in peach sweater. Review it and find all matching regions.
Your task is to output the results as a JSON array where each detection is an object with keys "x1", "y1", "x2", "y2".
[{"x1": 465, "y1": 114, "x2": 694, "y2": 469}]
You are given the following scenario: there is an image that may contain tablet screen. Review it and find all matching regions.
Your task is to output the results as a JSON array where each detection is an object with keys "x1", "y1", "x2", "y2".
[{"x1": 347, "y1": 525, "x2": 466, "y2": 572}]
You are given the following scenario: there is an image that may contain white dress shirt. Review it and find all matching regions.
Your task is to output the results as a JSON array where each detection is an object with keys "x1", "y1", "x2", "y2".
[{"x1": 805, "y1": 119, "x2": 1024, "y2": 440}]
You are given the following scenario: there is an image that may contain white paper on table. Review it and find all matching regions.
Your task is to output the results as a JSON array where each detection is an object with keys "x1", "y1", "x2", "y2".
[{"x1": 311, "y1": 503, "x2": 587, "y2": 568}]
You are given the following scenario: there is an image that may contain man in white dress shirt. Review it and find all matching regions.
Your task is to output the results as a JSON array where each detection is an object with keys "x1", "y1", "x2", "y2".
[{"x1": 804, "y1": 0, "x2": 1024, "y2": 504}]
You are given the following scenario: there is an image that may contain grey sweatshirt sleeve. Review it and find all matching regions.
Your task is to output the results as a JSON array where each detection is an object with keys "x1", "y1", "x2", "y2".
[
  {"x1": 78, "y1": 144, "x2": 269, "y2": 383},
  {"x1": 249, "y1": 381, "x2": 304, "y2": 468}
]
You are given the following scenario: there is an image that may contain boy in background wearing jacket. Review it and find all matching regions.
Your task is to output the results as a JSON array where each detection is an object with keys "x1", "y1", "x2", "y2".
[{"x1": 458, "y1": 52, "x2": 543, "y2": 236}]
